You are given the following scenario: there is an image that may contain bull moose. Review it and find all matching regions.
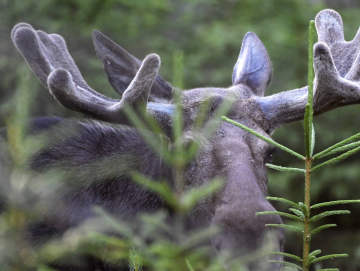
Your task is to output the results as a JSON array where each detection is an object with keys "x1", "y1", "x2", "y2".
[{"x1": 3, "y1": 8, "x2": 360, "y2": 271}]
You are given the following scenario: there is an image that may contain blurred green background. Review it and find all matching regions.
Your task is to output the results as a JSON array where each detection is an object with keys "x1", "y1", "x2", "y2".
[{"x1": 1, "y1": 0, "x2": 360, "y2": 270}]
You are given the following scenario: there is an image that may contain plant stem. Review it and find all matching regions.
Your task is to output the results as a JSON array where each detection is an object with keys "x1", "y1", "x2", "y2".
[
  {"x1": 303, "y1": 157, "x2": 312, "y2": 270},
  {"x1": 303, "y1": 20, "x2": 315, "y2": 271}
]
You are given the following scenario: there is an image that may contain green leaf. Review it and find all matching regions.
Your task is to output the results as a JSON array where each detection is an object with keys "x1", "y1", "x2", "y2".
[
  {"x1": 289, "y1": 208, "x2": 305, "y2": 219},
  {"x1": 311, "y1": 200, "x2": 360, "y2": 209},
  {"x1": 185, "y1": 259, "x2": 195, "y2": 271},
  {"x1": 93, "y1": 207, "x2": 134, "y2": 239},
  {"x1": 129, "y1": 249, "x2": 143, "y2": 271},
  {"x1": 306, "y1": 20, "x2": 315, "y2": 159},
  {"x1": 267, "y1": 260, "x2": 302, "y2": 270},
  {"x1": 172, "y1": 50, "x2": 184, "y2": 88},
  {"x1": 313, "y1": 132, "x2": 360, "y2": 160},
  {"x1": 312, "y1": 254, "x2": 348, "y2": 264},
  {"x1": 311, "y1": 224, "x2": 337, "y2": 235},
  {"x1": 38, "y1": 265, "x2": 58, "y2": 271},
  {"x1": 188, "y1": 97, "x2": 234, "y2": 161},
  {"x1": 181, "y1": 178, "x2": 223, "y2": 212},
  {"x1": 269, "y1": 252, "x2": 302, "y2": 262},
  {"x1": 310, "y1": 124, "x2": 316, "y2": 157},
  {"x1": 299, "y1": 202, "x2": 309, "y2": 217},
  {"x1": 266, "y1": 224, "x2": 303, "y2": 233},
  {"x1": 316, "y1": 269, "x2": 339, "y2": 271},
  {"x1": 310, "y1": 210, "x2": 350, "y2": 222},
  {"x1": 312, "y1": 145, "x2": 360, "y2": 172},
  {"x1": 266, "y1": 197, "x2": 301, "y2": 209},
  {"x1": 173, "y1": 101, "x2": 184, "y2": 157},
  {"x1": 172, "y1": 51, "x2": 185, "y2": 164},
  {"x1": 316, "y1": 141, "x2": 360, "y2": 159},
  {"x1": 87, "y1": 232, "x2": 128, "y2": 248},
  {"x1": 309, "y1": 249, "x2": 322, "y2": 258},
  {"x1": 266, "y1": 164, "x2": 305, "y2": 173},
  {"x1": 140, "y1": 213, "x2": 172, "y2": 235},
  {"x1": 304, "y1": 103, "x2": 312, "y2": 158},
  {"x1": 307, "y1": 255, "x2": 316, "y2": 265},
  {"x1": 256, "y1": 211, "x2": 303, "y2": 221},
  {"x1": 124, "y1": 107, "x2": 173, "y2": 163},
  {"x1": 182, "y1": 226, "x2": 220, "y2": 250},
  {"x1": 131, "y1": 173, "x2": 178, "y2": 210},
  {"x1": 308, "y1": 20, "x2": 315, "y2": 105},
  {"x1": 222, "y1": 116, "x2": 305, "y2": 160}
]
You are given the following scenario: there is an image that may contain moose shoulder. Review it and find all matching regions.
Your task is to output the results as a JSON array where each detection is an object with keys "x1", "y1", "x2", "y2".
[{"x1": 4, "y1": 9, "x2": 360, "y2": 271}]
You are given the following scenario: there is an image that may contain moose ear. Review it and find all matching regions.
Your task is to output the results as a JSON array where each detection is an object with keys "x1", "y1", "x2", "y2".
[
  {"x1": 92, "y1": 31, "x2": 172, "y2": 101},
  {"x1": 232, "y1": 32, "x2": 272, "y2": 97}
]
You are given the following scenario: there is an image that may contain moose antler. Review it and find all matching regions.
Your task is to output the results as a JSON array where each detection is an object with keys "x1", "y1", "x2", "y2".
[
  {"x1": 256, "y1": 9, "x2": 360, "y2": 132},
  {"x1": 92, "y1": 31, "x2": 172, "y2": 102},
  {"x1": 11, "y1": 24, "x2": 174, "y2": 127}
]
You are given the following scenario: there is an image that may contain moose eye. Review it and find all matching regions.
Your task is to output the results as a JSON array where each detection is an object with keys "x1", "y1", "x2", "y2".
[
  {"x1": 210, "y1": 95, "x2": 224, "y2": 113},
  {"x1": 264, "y1": 146, "x2": 277, "y2": 164}
]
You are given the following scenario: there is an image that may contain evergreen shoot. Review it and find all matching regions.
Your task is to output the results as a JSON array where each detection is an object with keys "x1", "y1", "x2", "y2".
[{"x1": 223, "y1": 19, "x2": 360, "y2": 271}]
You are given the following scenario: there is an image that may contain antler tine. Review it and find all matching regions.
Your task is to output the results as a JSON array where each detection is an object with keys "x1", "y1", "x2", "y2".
[
  {"x1": 312, "y1": 10, "x2": 360, "y2": 111},
  {"x1": 315, "y1": 9, "x2": 344, "y2": 45},
  {"x1": 344, "y1": 27, "x2": 360, "y2": 82},
  {"x1": 12, "y1": 23, "x2": 112, "y2": 101},
  {"x1": 47, "y1": 54, "x2": 161, "y2": 125},
  {"x1": 256, "y1": 9, "x2": 360, "y2": 132},
  {"x1": 313, "y1": 42, "x2": 360, "y2": 113},
  {"x1": 11, "y1": 23, "x2": 34, "y2": 43},
  {"x1": 12, "y1": 23, "x2": 174, "y2": 131},
  {"x1": 13, "y1": 26, "x2": 53, "y2": 88},
  {"x1": 315, "y1": 9, "x2": 360, "y2": 78},
  {"x1": 92, "y1": 30, "x2": 173, "y2": 102}
]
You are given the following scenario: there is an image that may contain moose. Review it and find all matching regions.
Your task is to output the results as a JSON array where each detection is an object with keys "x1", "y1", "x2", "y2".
[{"x1": 3, "y1": 8, "x2": 360, "y2": 271}]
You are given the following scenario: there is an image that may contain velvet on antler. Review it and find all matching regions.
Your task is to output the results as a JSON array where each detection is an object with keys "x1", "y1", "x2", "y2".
[
  {"x1": 11, "y1": 24, "x2": 174, "y2": 128},
  {"x1": 256, "y1": 9, "x2": 360, "y2": 132}
]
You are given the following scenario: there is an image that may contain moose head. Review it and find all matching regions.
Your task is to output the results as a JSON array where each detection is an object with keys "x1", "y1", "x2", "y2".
[{"x1": 8, "y1": 9, "x2": 360, "y2": 271}]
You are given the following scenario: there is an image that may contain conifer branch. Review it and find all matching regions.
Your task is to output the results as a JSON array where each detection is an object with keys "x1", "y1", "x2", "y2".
[
  {"x1": 185, "y1": 259, "x2": 195, "y2": 271},
  {"x1": 311, "y1": 145, "x2": 360, "y2": 172},
  {"x1": 305, "y1": 19, "x2": 315, "y2": 159},
  {"x1": 266, "y1": 197, "x2": 300, "y2": 209},
  {"x1": 311, "y1": 200, "x2": 360, "y2": 209},
  {"x1": 307, "y1": 255, "x2": 316, "y2": 265},
  {"x1": 315, "y1": 141, "x2": 360, "y2": 159},
  {"x1": 308, "y1": 250, "x2": 321, "y2": 257},
  {"x1": 311, "y1": 224, "x2": 337, "y2": 235},
  {"x1": 256, "y1": 211, "x2": 303, "y2": 221},
  {"x1": 129, "y1": 249, "x2": 143, "y2": 271},
  {"x1": 313, "y1": 133, "x2": 360, "y2": 160},
  {"x1": 310, "y1": 210, "x2": 350, "y2": 222},
  {"x1": 307, "y1": 21, "x2": 314, "y2": 106},
  {"x1": 268, "y1": 260, "x2": 302, "y2": 270},
  {"x1": 266, "y1": 224, "x2": 303, "y2": 233},
  {"x1": 312, "y1": 254, "x2": 348, "y2": 264},
  {"x1": 302, "y1": 20, "x2": 315, "y2": 271},
  {"x1": 131, "y1": 173, "x2": 178, "y2": 210},
  {"x1": 304, "y1": 103, "x2": 312, "y2": 158},
  {"x1": 266, "y1": 164, "x2": 305, "y2": 173},
  {"x1": 289, "y1": 208, "x2": 305, "y2": 219},
  {"x1": 222, "y1": 116, "x2": 305, "y2": 160},
  {"x1": 269, "y1": 252, "x2": 302, "y2": 262},
  {"x1": 299, "y1": 202, "x2": 310, "y2": 217},
  {"x1": 311, "y1": 125, "x2": 315, "y2": 156}
]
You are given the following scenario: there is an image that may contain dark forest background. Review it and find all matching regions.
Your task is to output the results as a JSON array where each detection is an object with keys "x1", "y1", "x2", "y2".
[{"x1": 1, "y1": 0, "x2": 360, "y2": 270}]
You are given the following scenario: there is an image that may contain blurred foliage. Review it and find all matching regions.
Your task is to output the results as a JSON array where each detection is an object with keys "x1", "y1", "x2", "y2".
[{"x1": 1, "y1": 0, "x2": 360, "y2": 270}]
